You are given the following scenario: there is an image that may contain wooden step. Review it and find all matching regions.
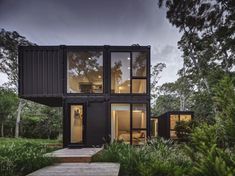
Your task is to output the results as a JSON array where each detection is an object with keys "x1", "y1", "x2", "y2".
[
  {"x1": 45, "y1": 148, "x2": 102, "y2": 163},
  {"x1": 27, "y1": 163, "x2": 120, "y2": 176}
]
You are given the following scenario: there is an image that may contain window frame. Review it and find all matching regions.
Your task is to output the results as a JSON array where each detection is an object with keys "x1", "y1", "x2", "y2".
[
  {"x1": 66, "y1": 46, "x2": 105, "y2": 95},
  {"x1": 110, "y1": 103, "x2": 148, "y2": 145},
  {"x1": 169, "y1": 113, "x2": 193, "y2": 138},
  {"x1": 110, "y1": 51, "x2": 148, "y2": 95}
]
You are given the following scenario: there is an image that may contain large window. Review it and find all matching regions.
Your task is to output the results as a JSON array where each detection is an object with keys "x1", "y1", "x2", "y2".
[
  {"x1": 111, "y1": 103, "x2": 147, "y2": 145},
  {"x1": 67, "y1": 51, "x2": 103, "y2": 93},
  {"x1": 111, "y1": 52, "x2": 147, "y2": 94},
  {"x1": 170, "y1": 114, "x2": 192, "y2": 138},
  {"x1": 111, "y1": 53, "x2": 130, "y2": 93}
]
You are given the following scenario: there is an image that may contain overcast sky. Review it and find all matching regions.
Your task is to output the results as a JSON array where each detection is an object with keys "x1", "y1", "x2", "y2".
[{"x1": 0, "y1": 0, "x2": 182, "y2": 86}]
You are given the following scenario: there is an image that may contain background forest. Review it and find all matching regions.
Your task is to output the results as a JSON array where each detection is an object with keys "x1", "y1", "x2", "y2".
[{"x1": 0, "y1": 0, "x2": 235, "y2": 176}]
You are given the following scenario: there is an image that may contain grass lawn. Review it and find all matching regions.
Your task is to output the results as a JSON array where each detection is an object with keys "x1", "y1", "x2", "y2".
[{"x1": 0, "y1": 138, "x2": 61, "y2": 176}]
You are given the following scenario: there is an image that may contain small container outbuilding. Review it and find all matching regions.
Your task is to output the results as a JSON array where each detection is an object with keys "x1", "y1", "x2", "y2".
[{"x1": 151, "y1": 111, "x2": 194, "y2": 139}]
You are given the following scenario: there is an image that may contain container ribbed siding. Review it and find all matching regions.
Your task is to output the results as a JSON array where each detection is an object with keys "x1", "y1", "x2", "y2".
[{"x1": 19, "y1": 46, "x2": 63, "y2": 98}]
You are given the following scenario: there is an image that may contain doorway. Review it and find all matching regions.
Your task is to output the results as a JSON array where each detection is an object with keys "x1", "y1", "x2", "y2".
[{"x1": 70, "y1": 105, "x2": 84, "y2": 144}]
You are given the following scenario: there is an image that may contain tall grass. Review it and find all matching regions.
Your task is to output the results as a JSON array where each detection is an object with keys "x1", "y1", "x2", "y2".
[
  {"x1": 0, "y1": 138, "x2": 57, "y2": 176},
  {"x1": 93, "y1": 138, "x2": 192, "y2": 176}
]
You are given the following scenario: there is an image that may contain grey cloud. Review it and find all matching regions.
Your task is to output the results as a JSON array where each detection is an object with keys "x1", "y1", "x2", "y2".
[{"x1": 0, "y1": 0, "x2": 182, "y2": 85}]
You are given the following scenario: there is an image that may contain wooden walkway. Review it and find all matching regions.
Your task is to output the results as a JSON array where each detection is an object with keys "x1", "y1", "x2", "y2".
[
  {"x1": 27, "y1": 163, "x2": 120, "y2": 176},
  {"x1": 45, "y1": 148, "x2": 103, "y2": 163}
]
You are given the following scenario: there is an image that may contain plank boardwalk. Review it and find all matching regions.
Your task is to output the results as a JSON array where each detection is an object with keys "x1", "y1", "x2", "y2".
[
  {"x1": 27, "y1": 163, "x2": 120, "y2": 176},
  {"x1": 45, "y1": 148, "x2": 103, "y2": 163}
]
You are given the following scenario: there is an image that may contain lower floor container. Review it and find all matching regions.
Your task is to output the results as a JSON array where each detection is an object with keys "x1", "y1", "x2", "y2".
[{"x1": 63, "y1": 98, "x2": 150, "y2": 147}]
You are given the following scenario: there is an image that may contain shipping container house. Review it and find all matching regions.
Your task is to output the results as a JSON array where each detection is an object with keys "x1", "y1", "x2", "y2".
[{"x1": 18, "y1": 45, "x2": 151, "y2": 147}]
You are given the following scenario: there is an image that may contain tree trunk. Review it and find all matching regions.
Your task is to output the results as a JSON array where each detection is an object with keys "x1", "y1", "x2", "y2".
[
  {"x1": 15, "y1": 99, "x2": 24, "y2": 138},
  {"x1": 1, "y1": 122, "x2": 4, "y2": 137}
]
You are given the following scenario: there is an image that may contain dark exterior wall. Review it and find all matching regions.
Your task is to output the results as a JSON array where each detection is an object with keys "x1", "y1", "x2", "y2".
[
  {"x1": 157, "y1": 113, "x2": 170, "y2": 138},
  {"x1": 86, "y1": 102, "x2": 107, "y2": 146},
  {"x1": 19, "y1": 46, "x2": 63, "y2": 101}
]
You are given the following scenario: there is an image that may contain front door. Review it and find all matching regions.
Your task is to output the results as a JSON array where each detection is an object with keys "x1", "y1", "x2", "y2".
[{"x1": 69, "y1": 104, "x2": 85, "y2": 145}]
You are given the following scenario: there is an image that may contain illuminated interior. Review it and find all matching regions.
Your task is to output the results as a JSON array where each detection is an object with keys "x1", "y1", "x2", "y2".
[
  {"x1": 151, "y1": 119, "x2": 158, "y2": 137},
  {"x1": 111, "y1": 52, "x2": 147, "y2": 94},
  {"x1": 170, "y1": 114, "x2": 192, "y2": 138},
  {"x1": 70, "y1": 105, "x2": 83, "y2": 143},
  {"x1": 67, "y1": 51, "x2": 103, "y2": 93},
  {"x1": 111, "y1": 104, "x2": 147, "y2": 144}
]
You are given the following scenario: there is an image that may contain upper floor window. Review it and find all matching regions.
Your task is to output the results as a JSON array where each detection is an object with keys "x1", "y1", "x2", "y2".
[
  {"x1": 111, "y1": 51, "x2": 147, "y2": 94},
  {"x1": 67, "y1": 51, "x2": 103, "y2": 93}
]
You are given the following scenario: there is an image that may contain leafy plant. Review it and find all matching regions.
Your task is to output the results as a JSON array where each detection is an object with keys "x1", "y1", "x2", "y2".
[
  {"x1": 93, "y1": 138, "x2": 191, "y2": 176},
  {"x1": 0, "y1": 139, "x2": 56, "y2": 176}
]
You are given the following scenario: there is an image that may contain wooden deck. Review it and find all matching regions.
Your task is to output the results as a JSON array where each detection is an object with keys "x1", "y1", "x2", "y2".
[
  {"x1": 27, "y1": 163, "x2": 120, "y2": 176},
  {"x1": 45, "y1": 148, "x2": 103, "y2": 163}
]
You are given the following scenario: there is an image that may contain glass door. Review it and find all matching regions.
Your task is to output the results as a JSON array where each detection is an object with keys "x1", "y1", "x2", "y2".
[{"x1": 70, "y1": 105, "x2": 84, "y2": 144}]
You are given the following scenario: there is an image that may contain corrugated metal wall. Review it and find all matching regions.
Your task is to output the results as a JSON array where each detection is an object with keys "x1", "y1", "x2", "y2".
[{"x1": 19, "y1": 46, "x2": 63, "y2": 97}]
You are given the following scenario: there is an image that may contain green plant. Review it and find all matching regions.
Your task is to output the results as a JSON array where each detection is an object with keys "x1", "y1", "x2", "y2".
[
  {"x1": 186, "y1": 123, "x2": 235, "y2": 176},
  {"x1": 93, "y1": 138, "x2": 191, "y2": 176},
  {"x1": 0, "y1": 139, "x2": 55, "y2": 176}
]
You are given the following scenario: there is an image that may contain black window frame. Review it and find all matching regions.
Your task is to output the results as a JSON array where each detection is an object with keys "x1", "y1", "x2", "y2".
[
  {"x1": 110, "y1": 102, "x2": 148, "y2": 145},
  {"x1": 110, "y1": 51, "x2": 149, "y2": 95},
  {"x1": 65, "y1": 46, "x2": 105, "y2": 96}
]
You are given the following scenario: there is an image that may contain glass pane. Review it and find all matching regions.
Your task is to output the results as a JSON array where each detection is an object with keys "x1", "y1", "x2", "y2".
[
  {"x1": 70, "y1": 105, "x2": 83, "y2": 143},
  {"x1": 132, "y1": 130, "x2": 147, "y2": 145},
  {"x1": 111, "y1": 52, "x2": 130, "y2": 93},
  {"x1": 170, "y1": 130, "x2": 177, "y2": 139},
  {"x1": 132, "y1": 79, "x2": 146, "y2": 93},
  {"x1": 180, "y1": 114, "x2": 192, "y2": 122},
  {"x1": 67, "y1": 51, "x2": 103, "y2": 93},
  {"x1": 170, "y1": 115, "x2": 179, "y2": 130},
  {"x1": 132, "y1": 52, "x2": 147, "y2": 77},
  {"x1": 151, "y1": 119, "x2": 158, "y2": 137},
  {"x1": 132, "y1": 104, "x2": 146, "y2": 129},
  {"x1": 111, "y1": 104, "x2": 130, "y2": 144}
]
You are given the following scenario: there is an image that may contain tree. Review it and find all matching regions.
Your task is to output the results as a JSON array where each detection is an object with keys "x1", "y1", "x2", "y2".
[
  {"x1": 0, "y1": 28, "x2": 34, "y2": 137},
  {"x1": 0, "y1": 87, "x2": 18, "y2": 137},
  {"x1": 158, "y1": 0, "x2": 235, "y2": 120}
]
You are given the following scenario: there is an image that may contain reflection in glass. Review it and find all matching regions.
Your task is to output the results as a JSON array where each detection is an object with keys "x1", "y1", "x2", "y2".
[
  {"x1": 67, "y1": 51, "x2": 103, "y2": 93},
  {"x1": 111, "y1": 104, "x2": 130, "y2": 143},
  {"x1": 132, "y1": 52, "x2": 147, "y2": 77},
  {"x1": 111, "y1": 52, "x2": 130, "y2": 93},
  {"x1": 132, "y1": 104, "x2": 146, "y2": 129},
  {"x1": 70, "y1": 105, "x2": 83, "y2": 143},
  {"x1": 132, "y1": 130, "x2": 146, "y2": 145},
  {"x1": 132, "y1": 79, "x2": 147, "y2": 93}
]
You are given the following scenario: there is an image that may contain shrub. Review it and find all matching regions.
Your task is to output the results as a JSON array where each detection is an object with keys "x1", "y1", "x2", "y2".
[
  {"x1": 186, "y1": 124, "x2": 235, "y2": 176},
  {"x1": 93, "y1": 138, "x2": 191, "y2": 176},
  {"x1": 0, "y1": 140, "x2": 55, "y2": 176}
]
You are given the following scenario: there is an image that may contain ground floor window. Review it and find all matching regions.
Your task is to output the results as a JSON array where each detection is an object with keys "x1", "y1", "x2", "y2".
[
  {"x1": 170, "y1": 114, "x2": 192, "y2": 139},
  {"x1": 111, "y1": 103, "x2": 147, "y2": 145}
]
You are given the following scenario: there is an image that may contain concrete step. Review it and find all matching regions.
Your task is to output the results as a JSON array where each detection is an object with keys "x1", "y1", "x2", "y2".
[
  {"x1": 45, "y1": 148, "x2": 103, "y2": 163},
  {"x1": 27, "y1": 163, "x2": 120, "y2": 176}
]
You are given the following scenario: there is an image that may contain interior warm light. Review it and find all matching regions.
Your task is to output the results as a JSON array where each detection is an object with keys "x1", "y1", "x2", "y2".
[
  {"x1": 133, "y1": 110, "x2": 142, "y2": 113},
  {"x1": 98, "y1": 75, "x2": 101, "y2": 79}
]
